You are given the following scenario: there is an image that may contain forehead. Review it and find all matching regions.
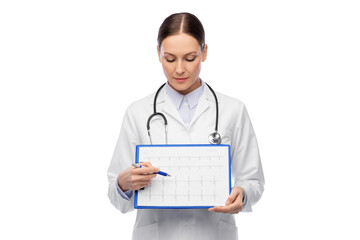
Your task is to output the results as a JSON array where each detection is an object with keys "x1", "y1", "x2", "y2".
[{"x1": 161, "y1": 33, "x2": 201, "y2": 55}]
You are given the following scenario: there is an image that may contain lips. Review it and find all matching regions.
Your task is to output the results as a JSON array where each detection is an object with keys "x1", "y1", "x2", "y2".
[{"x1": 174, "y1": 77, "x2": 188, "y2": 82}]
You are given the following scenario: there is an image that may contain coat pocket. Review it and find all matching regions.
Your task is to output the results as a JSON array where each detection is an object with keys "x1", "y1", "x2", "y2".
[
  {"x1": 218, "y1": 220, "x2": 238, "y2": 240},
  {"x1": 132, "y1": 222, "x2": 158, "y2": 240}
]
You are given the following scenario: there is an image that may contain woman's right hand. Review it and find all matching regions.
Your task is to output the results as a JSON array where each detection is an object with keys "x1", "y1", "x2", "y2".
[{"x1": 117, "y1": 162, "x2": 160, "y2": 191}]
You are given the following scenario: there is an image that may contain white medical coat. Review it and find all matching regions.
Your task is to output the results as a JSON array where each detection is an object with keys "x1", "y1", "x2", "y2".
[{"x1": 107, "y1": 83, "x2": 265, "y2": 240}]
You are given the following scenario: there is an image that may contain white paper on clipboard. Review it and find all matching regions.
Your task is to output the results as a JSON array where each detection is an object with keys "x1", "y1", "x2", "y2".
[{"x1": 134, "y1": 144, "x2": 231, "y2": 209}]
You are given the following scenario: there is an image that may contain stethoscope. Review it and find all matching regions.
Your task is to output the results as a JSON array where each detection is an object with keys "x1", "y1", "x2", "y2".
[{"x1": 147, "y1": 82, "x2": 221, "y2": 145}]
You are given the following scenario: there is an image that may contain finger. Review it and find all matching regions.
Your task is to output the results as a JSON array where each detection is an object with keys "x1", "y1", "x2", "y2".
[
  {"x1": 133, "y1": 166, "x2": 160, "y2": 175},
  {"x1": 208, "y1": 205, "x2": 232, "y2": 213},
  {"x1": 209, "y1": 195, "x2": 243, "y2": 214},
  {"x1": 131, "y1": 173, "x2": 157, "y2": 183},
  {"x1": 136, "y1": 177, "x2": 158, "y2": 188},
  {"x1": 231, "y1": 195, "x2": 243, "y2": 213},
  {"x1": 225, "y1": 189, "x2": 240, "y2": 206},
  {"x1": 141, "y1": 161, "x2": 154, "y2": 167},
  {"x1": 140, "y1": 174, "x2": 157, "y2": 181},
  {"x1": 136, "y1": 181, "x2": 152, "y2": 189},
  {"x1": 227, "y1": 193, "x2": 243, "y2": 212},
  {"x1": 134, "y1": 183, "x2": 149, "y2": 190},
  {"x1": 142, "y1": 162, "x2": 161, "y2": 173},
  {"x1": 209, "y1": 205, "x2": 240, "y2": 214},
  {"x1": 133, "y1": 161, "x2": 160, "y2": 173},
  {"x1": 140, "y1": 162, "x2": 160, "y2": 172}
]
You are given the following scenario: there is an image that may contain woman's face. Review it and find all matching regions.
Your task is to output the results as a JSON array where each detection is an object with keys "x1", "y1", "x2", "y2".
[{"x1": 157, "y1": 33, "x2": 207, "y2": 95}]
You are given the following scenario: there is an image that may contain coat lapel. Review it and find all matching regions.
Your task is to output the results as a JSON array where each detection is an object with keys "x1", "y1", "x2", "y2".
[
  {"x1": 154, "y1": 88, "x2": 184, "y2": 126},
  {"x1": 187, "y1": 84, "x2": 213, "y2": 128},
  {"x1": 161, "y1": 96, "x2": 184, "y2": 125}
]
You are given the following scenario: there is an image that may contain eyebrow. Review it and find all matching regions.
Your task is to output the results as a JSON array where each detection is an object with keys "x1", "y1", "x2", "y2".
[{"x1": 164, "y1": 51, "x2": 198, "y2": 56}]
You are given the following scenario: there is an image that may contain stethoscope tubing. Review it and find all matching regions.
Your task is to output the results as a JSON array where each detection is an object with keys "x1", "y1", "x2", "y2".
[
  {"x1": 204, "y1": 83, "x2": 219, "y2": 133},
  {"x1": 153, "y1": 83, "x2": 166, "y2": 113},
  {"x1": 147, "y1": 81, "x2": 220, "y2": 144}
]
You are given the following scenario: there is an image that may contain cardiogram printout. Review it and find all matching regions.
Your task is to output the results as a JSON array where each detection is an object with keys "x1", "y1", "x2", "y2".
[{"x1": 134, "y1": 144, "x2": 231, "y2": 209}]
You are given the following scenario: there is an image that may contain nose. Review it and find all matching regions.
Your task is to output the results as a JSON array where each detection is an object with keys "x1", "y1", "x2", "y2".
[{"x1": 175, "y1": 60, "x2": 185, "y2": 75}]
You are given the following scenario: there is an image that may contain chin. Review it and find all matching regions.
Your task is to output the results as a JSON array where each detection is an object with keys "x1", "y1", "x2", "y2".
[
  {"x1": 169, "y1": 80, "x2": 187, "y2": 88},
  {"x1": 170, "y1": 85, "x2": 184, "y2": 91}
]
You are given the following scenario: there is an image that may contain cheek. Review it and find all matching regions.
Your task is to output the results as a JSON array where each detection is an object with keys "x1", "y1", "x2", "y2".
[
  {"x1": 161, "y1": 63, "x2": 174, "y2": 76},
  {"x1": 187, "y1": 61, "x2": 201, "y2": 74}
]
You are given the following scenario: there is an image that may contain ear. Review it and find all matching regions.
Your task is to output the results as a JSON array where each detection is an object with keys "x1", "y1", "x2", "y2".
[
  {"x1": 157, "y1": 45, "x2": 161, "y2": 62},
  {"x1": 201, "y1": 44, "x2": 208, "y2": 62}
]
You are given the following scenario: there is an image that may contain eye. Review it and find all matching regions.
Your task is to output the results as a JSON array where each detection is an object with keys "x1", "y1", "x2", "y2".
[
  {"x1": 165, "y1": 58, "x2": 175, "y2": 63},
  {"x1": 185, "y1": 57, "x2": 196, "y2": 62}
]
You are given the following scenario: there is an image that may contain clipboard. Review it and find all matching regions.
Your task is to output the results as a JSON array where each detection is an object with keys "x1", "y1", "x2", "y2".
[{"x1": 134, "y1": 144, "x2": 231, "y2": 209}]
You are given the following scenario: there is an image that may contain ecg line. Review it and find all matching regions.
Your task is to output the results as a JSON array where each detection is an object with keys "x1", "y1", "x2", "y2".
[
  {"x1": 156, "y1": 165, "x2": 224, "y2": 170},
  {"x1": 143, "y1": 174, "x2": 223, "y2": 202},
  {"x1": 140, "y1": 155, "x2": 227, "y2": 203}
]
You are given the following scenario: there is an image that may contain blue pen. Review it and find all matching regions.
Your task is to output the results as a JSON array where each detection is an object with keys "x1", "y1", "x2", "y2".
[{"x1": 132, "y1": 163, "x2": 171, "y2": 177}]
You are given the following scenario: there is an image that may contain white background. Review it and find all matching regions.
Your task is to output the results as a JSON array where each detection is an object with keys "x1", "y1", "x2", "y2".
[{"x1": 1, "y1": 0, "x2": 359, "y2": 239}]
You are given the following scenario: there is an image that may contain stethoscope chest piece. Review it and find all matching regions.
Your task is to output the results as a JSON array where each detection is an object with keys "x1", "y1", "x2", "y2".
[{"x1": 208, "y1": 132, "x2": 222, "y2": 144}]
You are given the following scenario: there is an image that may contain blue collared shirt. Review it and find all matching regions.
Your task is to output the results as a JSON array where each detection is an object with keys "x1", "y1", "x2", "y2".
[{"x1": 165, "y1": 81, "x2": 204, "y2": 127}]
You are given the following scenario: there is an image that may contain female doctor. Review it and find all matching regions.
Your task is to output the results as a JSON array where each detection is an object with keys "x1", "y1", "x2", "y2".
[{"x1": 107, "y1": 12, "x2": 265, "y2": 240}]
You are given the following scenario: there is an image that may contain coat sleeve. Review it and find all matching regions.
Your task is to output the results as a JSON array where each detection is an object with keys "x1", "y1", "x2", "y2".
[
  {"x1": 107, "y1": 106, "x2": 140, "y2": 213},
  {"x1": 231, "y1": 103, "x2": 265, "y2": 212}
]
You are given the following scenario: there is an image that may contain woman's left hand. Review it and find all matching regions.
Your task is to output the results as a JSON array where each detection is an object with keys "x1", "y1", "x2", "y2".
[{"x1": 208, "y1": 187, "x2": 244, "y2": 214}]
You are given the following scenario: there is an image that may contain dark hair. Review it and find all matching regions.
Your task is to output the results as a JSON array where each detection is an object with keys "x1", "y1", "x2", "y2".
[{"x1": 157, "y1": 12, "x2": 205, "y2": 50}]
